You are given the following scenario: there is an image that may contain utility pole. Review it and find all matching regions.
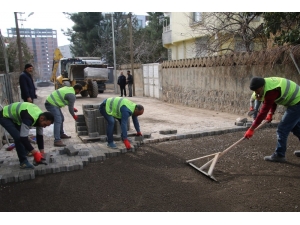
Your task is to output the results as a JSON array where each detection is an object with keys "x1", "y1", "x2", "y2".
[
  {"x1": 128, "y1": 12, "x2": 135, "y2": 96},
  {"x1": 111, "y1": 13, "x2": 118, "y2": 94},
  {"x1": 14, "y1": 12, "x2": 23, "y2": 71}
]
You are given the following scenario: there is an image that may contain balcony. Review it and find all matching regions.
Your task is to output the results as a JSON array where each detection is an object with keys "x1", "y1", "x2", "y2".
[{"x1": 162, "y1": 25, "x2": 172, "y2": 45}]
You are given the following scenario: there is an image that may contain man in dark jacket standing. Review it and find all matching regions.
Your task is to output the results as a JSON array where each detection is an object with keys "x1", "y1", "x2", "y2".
[
  {"x1": 126, "y1": 70, "x2": 133, "y2": 97},
  {"x1": 19, "y1": 63, "x2": 37, "y2": 103},
  {"x1": 117, "y1": 71, "x2": 127, "y2": 97}
]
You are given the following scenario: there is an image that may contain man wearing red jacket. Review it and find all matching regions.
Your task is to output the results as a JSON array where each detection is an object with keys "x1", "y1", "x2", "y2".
[{"x1": 244, "y1": 77, "x2": 300, "y2": 162}]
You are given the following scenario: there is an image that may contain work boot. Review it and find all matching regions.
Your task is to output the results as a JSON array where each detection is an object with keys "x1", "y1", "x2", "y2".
[
  {"x1": 60, "y1": 134, "x2": 71, "y2": 139},
  {"x1": 107, "y1": 142, "x2": 117, "y2": 149},
  {"x1": 20, "y1": 161, "x2": 35, "y2": 169},
  {"x1": 54, "y1": 140, "x2": 66, "y2": 147},
  {"x1": 294, "y1": 150, "x2": 300, "y2": 157},
  {"x1": 264, "y1": 153, "x2": 286, "y2": 163}
]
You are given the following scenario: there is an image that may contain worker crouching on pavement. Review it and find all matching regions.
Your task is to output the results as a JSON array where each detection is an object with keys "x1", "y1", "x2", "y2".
[
  {"x1": 99, "y1": 97, "x2": 144, "y2": 149},
  {"x1": 45, "y1": 83, "x2": 83, "y2": 147},
  {"x1": 244, "y1": 76, "x2": 300, "y2": 162},
  {"x1": 0, "y1": 102, "x2": 54, "y2": 169}
]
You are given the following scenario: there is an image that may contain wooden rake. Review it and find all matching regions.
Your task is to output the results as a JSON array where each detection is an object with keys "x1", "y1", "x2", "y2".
[{"x1": 186, "y1": 120, "x2": 268, "y2": 181}]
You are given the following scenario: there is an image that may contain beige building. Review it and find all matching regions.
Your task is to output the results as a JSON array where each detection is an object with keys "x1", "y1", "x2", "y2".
[{"x1": 162, "y1": 12, "x2": 265, "y2": 60}]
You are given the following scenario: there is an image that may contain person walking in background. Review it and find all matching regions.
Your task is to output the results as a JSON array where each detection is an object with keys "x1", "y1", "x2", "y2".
[
  {"x1": 117, "y1": 71, "x2": 127, "y2": 97},
  {"x1": 19, "y1": 63, "x2": 37, "y2": 103},
  {"x1": 99, "y1": 97, "x2": 144, "y2": 150},
  {"x1": 248, "y1": 92, "x2": 262, "y2": 120},
  {"x1": 126, "y1": 70, "x2": 133, "y2": 97},
  {"x1": 0, "y1": 102, "x2": 54, "y2": 169},
  {"x1": 244, "y1": 76, "x2": 300, "y2": 163},
  {"x1": 44, "y1": 83, "x2": 83, "y2": 147}
]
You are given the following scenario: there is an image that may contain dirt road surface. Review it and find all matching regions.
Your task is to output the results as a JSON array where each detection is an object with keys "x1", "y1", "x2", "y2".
[{"x1": 0, "y1": 85, "x2": 299, "y2": 222}]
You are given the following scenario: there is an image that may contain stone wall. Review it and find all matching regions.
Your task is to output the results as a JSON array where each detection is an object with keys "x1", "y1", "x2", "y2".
[{"x1": 161, "y1": 64, "x2": 300, "y2": 120}]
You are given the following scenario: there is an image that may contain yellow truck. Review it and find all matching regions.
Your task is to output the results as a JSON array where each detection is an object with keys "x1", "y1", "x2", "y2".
[{"x1": 51, "y1": 48, "x2": 108, "y2": 98}]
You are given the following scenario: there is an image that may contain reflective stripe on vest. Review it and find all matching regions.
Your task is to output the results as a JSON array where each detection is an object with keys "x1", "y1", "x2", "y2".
[
  {"x1": 46, "y1": 87, "x2": 73, "y2": 107},
  {"x1": 105, "y1": 97, "x2": 136, "y2": 119},
  {"x1": 3, "y1": 102, "x2": 41, "y2": 125},
  {"x1": 262, "y1": 77, "x2": 300, "y2": 106},
  {"x1": 49, "y1": 90, "x2": 68, "y2": 107}
]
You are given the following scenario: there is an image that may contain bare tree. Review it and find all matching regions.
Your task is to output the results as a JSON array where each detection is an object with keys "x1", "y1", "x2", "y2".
[{"x1": 183, "y1": 12, "x2": 266, "y2": 56}]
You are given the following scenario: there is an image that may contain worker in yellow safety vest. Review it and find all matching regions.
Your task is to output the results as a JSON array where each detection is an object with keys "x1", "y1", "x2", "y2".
[
  {"x1": 0, "y1": 102, "x2": 54, "y2": 169},
  {"x1": 45, "y1": 83, "x2": 82, "y2": 147},
  {"x1": 245, "y1": 77, "x2": 300, "y2": 162},
  {"x1": 99, "y1": 97, "x2": 144, "y2": 149}
]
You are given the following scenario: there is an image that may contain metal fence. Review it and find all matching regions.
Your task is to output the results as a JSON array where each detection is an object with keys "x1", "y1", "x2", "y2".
[{"x1": 0, "y1": 73, "x2": 14, "y2": 105}]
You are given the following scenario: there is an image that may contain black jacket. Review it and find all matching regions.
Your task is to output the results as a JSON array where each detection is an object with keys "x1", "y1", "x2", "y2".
[
  {"x1": 127, "y1": 74, "x2": 133, "y2": 84},
  {"x1": 19, "y1": 71, "x2": 37, "y2": 101},
  {"x1": 117, "y1": 74, "x2": 127, "y2": 86}
]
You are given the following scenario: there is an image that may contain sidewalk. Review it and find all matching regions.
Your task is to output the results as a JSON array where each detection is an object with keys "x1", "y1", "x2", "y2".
[{"x1": 0, "y1": 85, "x2": 249, "y2": 184}]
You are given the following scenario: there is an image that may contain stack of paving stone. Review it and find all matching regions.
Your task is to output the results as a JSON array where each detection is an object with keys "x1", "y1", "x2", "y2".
[
  {"x1": 76, "y1": 104, "x2": 131, "y2": 141},
  {"x1": 234, "y1": 117, "x2": 252, "y2": 128}
]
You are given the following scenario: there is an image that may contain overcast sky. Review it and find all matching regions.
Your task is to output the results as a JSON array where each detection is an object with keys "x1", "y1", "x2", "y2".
[
  {"x1": 0, "y1": 1, "x2": 282, "y2": 46},
  {"x1": 0, "y1": 12, "x2": 148, "y2": 46}
]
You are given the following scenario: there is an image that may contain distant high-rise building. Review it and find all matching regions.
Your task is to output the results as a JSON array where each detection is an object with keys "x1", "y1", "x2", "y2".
[
  {"x1": 58, "y1": 45, "x2": 72, "y2": 58},
  {"x1": 7, "y1": 28, "x2": 58, "y2": 80}
]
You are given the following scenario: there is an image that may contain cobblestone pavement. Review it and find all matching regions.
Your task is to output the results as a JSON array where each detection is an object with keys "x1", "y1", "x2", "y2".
[{"x1": 0, "y1": 85, "x2": 249, "y2": 184}]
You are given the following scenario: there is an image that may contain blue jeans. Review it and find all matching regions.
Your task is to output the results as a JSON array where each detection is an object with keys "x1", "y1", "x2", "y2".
[
  {"x1": 128, "y1": 84, "x2": 133, "y2": 96},
  {"x1": 99, "y1": 102, "x2": 115, "y2": 143},
  {"x1": 275, "y1": 103, "x2": 300, "y2": 157},
  {"x1": 253, "y1": 100, "x2": 261, "y2": 119},
  {"x1": 0, "y1": 117, "x2": 28, "y2": 164},
  {"x1": 45, "y1": 103, "x2": 64, "y2": 142}
]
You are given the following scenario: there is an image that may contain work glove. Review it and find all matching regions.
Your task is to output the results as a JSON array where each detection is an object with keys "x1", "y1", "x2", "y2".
[
  {"x1": 247, "y1": 107, "x2": 255, "y2": 117},
  {"x1": 249, "y1": 106, "x2": 254, "y2": 111},
  {"x1": 73, "y1": 115, "x2": 78, "y2": 121},
  {"x1": 74, "y1": 107, "x2": 78, "y2": 113},
  {"x1": 136, "y1": 132, "x2": 143, "y2": 136},
  {"x1": 266, "y1": 113, "x2": 273, "y2": 123},
  {"x1": 123, "y1": 139, "x2": 131, "y2": 150},
  {"x1": 33, "y1": 151, "x2": 42, "y2": 163},
  {"x1": 244, "y1": 128, "x2": 254, "y2": 139}
]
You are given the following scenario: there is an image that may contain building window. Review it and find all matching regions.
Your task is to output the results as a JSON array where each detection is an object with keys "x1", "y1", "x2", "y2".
[
  {"x1": 195, "y1": 37, "x2": 208, "y2": 57},
  {"x1": 192, "y1": 12, "x2": 202, "y2": 23}
]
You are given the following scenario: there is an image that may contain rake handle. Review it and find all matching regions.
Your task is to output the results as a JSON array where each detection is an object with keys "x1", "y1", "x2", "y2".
[{"x1": 201, "y1": 120, "x2": 268, "y2": 170}]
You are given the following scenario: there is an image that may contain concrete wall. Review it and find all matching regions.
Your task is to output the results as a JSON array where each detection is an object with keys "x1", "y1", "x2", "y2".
[{"x1": 160, "y1": 63, "x2": 300, "y2": 120}]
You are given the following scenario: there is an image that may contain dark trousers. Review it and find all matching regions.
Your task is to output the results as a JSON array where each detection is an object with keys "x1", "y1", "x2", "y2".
[
  {"x1": 120, "y1": 85, "x2": 126, "y2": 97},
  {"x1": 0, "y1": 117, "x2": 28, "y2": 164}
]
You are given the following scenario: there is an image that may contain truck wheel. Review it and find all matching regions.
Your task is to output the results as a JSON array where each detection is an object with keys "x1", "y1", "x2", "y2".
[
  {"x1": 63, "y1": 81, "x2": 71, "y2": 87},
  {"x1": 88, "y1": 81, "x2": 98, "y2": 98},
  {"x1": 80, "y1": 90, "x2": 88, "y2": 97}
]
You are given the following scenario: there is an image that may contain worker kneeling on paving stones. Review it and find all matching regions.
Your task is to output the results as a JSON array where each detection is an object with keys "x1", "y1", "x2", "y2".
[
  {"x1": 0, "y1": 102, "x2": 54, "y2": 169},
  {"x1": 99, "y1": 97, "x2": 144, "y2": 149},
  {"x1": 244, "y1": 76, "x2": 300, "y2": 163},
  {"x1": 45, "y1": 83, "x2": 83, "y2": 147}
]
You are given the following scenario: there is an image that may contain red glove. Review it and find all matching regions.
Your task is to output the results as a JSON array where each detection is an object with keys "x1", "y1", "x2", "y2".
[
  {"x1": 249, "y1": 106, "x2": 254, "y2": 111},
  {"x1": 136, "y1": 132, "x2": 142, "y2": 136},
  {"x1": 33, "y1": 151, "x2": 42, "y2": 163},
  {"x1": 74, "y1": 108, "x2": 78, "y2": 113},
  {"x1": 123, "y1": 139, "x2": 131, "y2": 150},
  {"x1": 266, "y1": 113, "x2": 273, "y2": 122},
  {"x1": 73, "y1": 115, "x2": 78, "y2": 120},
  {"x1": 244, "y1": 128, "x2": 254, "y2": 139}
]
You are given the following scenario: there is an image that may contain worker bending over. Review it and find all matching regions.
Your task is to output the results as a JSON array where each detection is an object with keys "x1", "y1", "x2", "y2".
[
  {"x1": 0, "y1": 102, "x2": 54, "y2": 169},
  {"x1": 99, "y1": 97, "x2": 144, "y2": 149}
]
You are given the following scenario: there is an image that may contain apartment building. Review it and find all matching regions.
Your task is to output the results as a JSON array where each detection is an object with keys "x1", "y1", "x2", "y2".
[
  {"x1": 58, "y1": 44, "x2": 72, "y2": 58},
  {"x1": 7, "y1": 28, "x2": 58, "y2": 80}
]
